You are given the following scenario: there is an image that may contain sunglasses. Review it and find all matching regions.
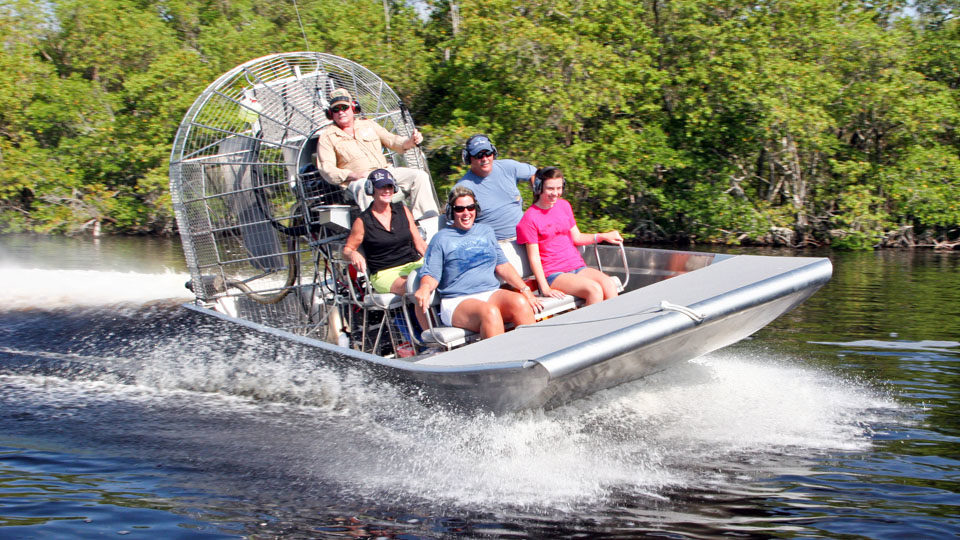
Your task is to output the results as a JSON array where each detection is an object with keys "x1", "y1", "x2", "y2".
[
  {"x1": 471, "y1": 150, "x2": 494, "y2": 159},
  {"x1": 452, "y1": 204, "x2": 477, "y2": 213},
  {"x1": 330, "y1": 104, "x2": 351, "y2": 113}
]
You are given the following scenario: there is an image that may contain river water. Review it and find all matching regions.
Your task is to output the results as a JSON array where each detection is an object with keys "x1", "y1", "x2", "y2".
[{"x1": 0, "y1": 234, "x2": 957, "y2": 538}]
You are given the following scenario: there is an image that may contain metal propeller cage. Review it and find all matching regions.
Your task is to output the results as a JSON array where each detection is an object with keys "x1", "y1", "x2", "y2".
[{"x1": 169, "y1": 52, "x2": 430, "y2": 339}]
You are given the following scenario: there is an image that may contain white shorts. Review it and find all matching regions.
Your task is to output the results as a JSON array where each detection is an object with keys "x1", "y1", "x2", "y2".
[{"x1": 440, "y1": 289, "x2": 497, "y2": 326}]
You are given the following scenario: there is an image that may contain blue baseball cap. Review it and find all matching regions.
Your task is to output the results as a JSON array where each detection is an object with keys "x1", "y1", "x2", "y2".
[
  {"x1": 368, "y1": 168, "x2": 397, "y2": 190},
  {"x1": 466, "y1": 135, "x2": 495, "y2": 157}
]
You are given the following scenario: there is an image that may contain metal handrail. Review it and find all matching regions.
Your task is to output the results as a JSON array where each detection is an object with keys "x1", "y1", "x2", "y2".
[{"x1": 592, "y1": 242, "x2": 630, "y2": 292}]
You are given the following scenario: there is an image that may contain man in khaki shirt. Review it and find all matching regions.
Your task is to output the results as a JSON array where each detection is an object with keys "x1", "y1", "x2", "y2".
[{"x1": 315, "y1": 88, "x2": 438, "y2": 218}]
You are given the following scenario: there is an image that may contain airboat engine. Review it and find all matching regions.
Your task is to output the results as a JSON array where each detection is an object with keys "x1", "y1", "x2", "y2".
[{"x1": 168, "y1": 52, "x2": 432, "y2": 343}]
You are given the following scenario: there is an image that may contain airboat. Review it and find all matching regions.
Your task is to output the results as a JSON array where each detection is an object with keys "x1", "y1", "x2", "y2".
[{"x1": 169, "y1": 52, "x2": 832, "y2": 413}]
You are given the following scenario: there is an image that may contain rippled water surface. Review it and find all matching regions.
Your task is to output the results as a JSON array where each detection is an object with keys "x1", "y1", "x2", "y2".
[{"x1": 1, "y1": 235, "x2": 957, "y2": 538}]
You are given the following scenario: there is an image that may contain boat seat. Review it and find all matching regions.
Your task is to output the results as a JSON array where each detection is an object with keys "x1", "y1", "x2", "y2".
[
  {"x1": 419, "y1": 325, "x2": 474, "y2": 349},
  {"x1": 403, "y1": 243, "x2": 627, "y2": 351},
  {"x1": 404, "y1": 269, "x2": 582, "y2": 351},
  {"x1": 338, "y1": 253, "x2": 419, "y2": 357},
  {"x1": 404, "y1": 269, "x2": 478, "y2": 350}
]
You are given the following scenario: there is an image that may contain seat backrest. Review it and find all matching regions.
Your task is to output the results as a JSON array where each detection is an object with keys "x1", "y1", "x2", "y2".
[
  {"x1": 416, "y1": 211, "x2": 440, "y2": 243},
  {"x1": 405, "y1": 268, "x2": 420, "y2": 296},
  {"x1": 403, "y1": 268, "x2": 444, "y2": 338},
  {"x1": 499, "y1": 239, "x2": 531, "y2": 280},
  {"x1": 404, "y1": 268, "x2": 437, "y2": 304}
]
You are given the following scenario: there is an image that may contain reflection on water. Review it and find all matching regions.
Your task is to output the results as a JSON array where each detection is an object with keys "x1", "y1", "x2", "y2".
[
  {"x1": 0, "y1": 446, "x2": 235, "y2": 538},
  {"x1": 0, "y1": 233, "x2": 186, "y2": 272},
  {"x1": 0, "y1": 237, "x2": 958, "y2": 537}
]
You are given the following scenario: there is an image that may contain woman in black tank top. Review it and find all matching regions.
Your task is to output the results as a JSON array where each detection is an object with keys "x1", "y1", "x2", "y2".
[{"x1": 342, "y1": 169, "x2": 427, "y2": 296}]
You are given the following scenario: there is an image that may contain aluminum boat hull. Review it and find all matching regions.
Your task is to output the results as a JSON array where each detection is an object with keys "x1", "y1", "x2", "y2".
[{"x1": 184, "y1": 246, "x2": 832, "y2": 413}]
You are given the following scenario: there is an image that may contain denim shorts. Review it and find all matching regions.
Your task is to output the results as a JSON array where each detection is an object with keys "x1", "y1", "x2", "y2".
[{"x1": 546, "y1": 266, "x2": 587, "y2": 286}]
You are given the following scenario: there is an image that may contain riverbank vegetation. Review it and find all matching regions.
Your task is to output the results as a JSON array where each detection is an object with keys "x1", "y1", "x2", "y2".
[{"x1": 1, "y1": 0, "x2": 958, "y2": 248}]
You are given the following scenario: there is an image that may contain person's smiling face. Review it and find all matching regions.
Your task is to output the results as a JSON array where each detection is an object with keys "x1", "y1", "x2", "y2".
[
  {"x1": 451, "y1": 196, "x2": 477, "y2": 230},
  {"x1": 538, "y1": 177, "x2": 564, "y2": 207},
  {"x1": 469, "y1": 151, "x2": 494, "y2": 177},
  {"x1": 375, "y1": 184, "x2": 395, "y2": 203}
]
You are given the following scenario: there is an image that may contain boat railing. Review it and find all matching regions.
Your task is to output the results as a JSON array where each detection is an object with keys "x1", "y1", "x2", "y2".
[{"x1": 594, "y1": 243, "x2": 630, "y2": 292}]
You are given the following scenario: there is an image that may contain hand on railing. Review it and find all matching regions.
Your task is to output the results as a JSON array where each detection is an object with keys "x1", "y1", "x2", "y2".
[
  {"x1": 597, "y1": 231, "x2": 624, "y2": 245},
  {"x1": 345, "y1": 250, "x2": 367, "y2": 274}
]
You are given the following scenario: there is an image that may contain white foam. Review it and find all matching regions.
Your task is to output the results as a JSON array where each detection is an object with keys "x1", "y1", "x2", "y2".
[
  {"x1": 0, "y1": 268, "x2": 192, "y2": 309},
  {"x1": 0, "y1": 337, "x2": 902, "y2": 511},
  {"x1": 111, "y1": 347, "x2": 899, "y2": 509},
  {"x1": 318, "y1": 352, "x2": 899, "y2": 509}
]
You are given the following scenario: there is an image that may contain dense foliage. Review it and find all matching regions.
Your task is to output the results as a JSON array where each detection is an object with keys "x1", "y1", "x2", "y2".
[{"x1": 1, "y1": 0, "x2": 958, "y2": 248}]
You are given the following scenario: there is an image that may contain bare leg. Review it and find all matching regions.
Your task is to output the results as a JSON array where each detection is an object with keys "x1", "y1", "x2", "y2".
[
  {"x1": 581, "y1": 268, "x2": 620, "y2": 300},
  {"x1": 451, "y1": 299, "x2": 506, "y2": 338},
  {"x1": 488, "y1": 289, "x2": 536, "y2": 326},
  {"x1": 550, "y1": 268, "x2": 618, "y2": 305}
]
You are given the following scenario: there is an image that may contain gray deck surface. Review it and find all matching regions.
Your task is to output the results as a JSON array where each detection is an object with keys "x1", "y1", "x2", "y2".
[{"x1": 414, "y1": 255, "x2": 824, "y2": 368}]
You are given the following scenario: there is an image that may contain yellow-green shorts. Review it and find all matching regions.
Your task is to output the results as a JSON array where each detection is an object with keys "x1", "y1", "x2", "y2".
[{"x1": 370, "y1": 259, "x2": 424, "y2": 293}]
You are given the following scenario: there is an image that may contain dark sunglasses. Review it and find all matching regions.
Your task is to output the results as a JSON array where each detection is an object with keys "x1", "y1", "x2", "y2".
[
  {"x1": 452, "y1": 204, "x2": 477, "y2": 213},
  {"x1": 471, "y1": 150, "x2": 494, "y2": 159},
  {"x1": 330, "y1": 104, "x2": 351, "y2": 113}
]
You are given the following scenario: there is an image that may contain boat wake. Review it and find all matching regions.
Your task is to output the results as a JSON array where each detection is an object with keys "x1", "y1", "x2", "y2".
[
  {"x1": 0, "y1": 269, "x2": 902, "y2": 513},
  {"x1": 0, "y1": 267, "x2": 191, "y2": 310}
]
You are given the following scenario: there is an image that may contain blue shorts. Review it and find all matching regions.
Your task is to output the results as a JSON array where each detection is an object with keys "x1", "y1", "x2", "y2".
[{"x1": 546, "y1": 266, "x2": 587, "y2": 286}]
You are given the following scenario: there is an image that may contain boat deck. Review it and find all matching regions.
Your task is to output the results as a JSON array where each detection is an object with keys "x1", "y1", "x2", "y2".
[{"x1": 414, "y1": 254, "x2": 830, "y2": 369}]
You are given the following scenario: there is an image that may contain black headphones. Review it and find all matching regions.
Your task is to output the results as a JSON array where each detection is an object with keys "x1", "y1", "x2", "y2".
[
  {"x1": 445, "y1": 193, "x2": 482, "y2": 221},
  {"x1": 460, "y1": 134, "x2": 499, "y2": 166},
  {"x1": 324, "y1": 99, "x2": 361, "y2": 120},
  {"x1": 533, "y1": 167, "x2": 566, "y2": 198}
]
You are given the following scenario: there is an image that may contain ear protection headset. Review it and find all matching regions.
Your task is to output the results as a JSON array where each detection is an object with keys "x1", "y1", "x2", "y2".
[
  {"x1": 460, "y1": 134, "x2": 499, "y2": 166},
  {"x1": 445, "y1": 196, "x2": 482, "y2": 221},
  {"x1": 324, "y1": 99, "x2": 361, "y2": 120},
  {"x1": 533, "y1": 167, "x2": 566, "y2": 198}
]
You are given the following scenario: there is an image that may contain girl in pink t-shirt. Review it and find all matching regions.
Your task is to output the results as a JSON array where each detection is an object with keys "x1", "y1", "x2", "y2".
[{"x1": 515, "y1": 167, "x2": 624, "y2": 305}]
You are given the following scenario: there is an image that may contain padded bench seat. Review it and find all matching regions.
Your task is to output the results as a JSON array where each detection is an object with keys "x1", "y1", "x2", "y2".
[{"x1": 418, "y1": 292, "x2": 581, "y2": 348}]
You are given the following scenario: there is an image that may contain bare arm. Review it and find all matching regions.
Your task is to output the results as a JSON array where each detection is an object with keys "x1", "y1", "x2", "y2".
[
  {"x1": 523, "y1": 243, "x2": 566, "y2": 299},
  {"x1": 414, "y1": 274, "x2": 439, "y2": 314},
  {"x1": 341, "y1": 218, "x2": 367, "y2": 272},
  {"x1": 570, "y1": 224, "x2": 624, "y2": 246},
  {"x1": 405, "y1": 206, "x2": 427, "y2": 257}
]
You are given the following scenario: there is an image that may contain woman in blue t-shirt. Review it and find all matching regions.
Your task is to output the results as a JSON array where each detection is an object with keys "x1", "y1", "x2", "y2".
[{"x1": 414, "y1": 187, "x2": 543, "y2": 339}]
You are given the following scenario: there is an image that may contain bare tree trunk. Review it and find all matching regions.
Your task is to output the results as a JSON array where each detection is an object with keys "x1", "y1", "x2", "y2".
[
  {"x1": 782, "y1": 134, "x2": 808, "y2": 228},
  {"x1": 445, "y1": 2, "x2": 460, "y2": 62},
  {"x1": 382, "y1": 0, "x2": 391, "y2": 44}
]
